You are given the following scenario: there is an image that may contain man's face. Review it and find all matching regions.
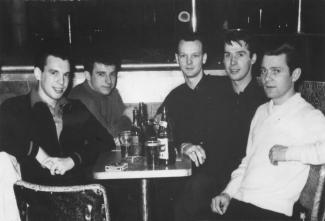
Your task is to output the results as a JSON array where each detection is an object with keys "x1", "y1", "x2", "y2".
[
  {"x1": 176, "y1": 40, "x2": 207, "y2": 79},
  {"x1": 87, "y1": 62, "x2": 117, "y2": 95},
  {"x1": 35, "y1": 55, "x2": 70, "y2": 104},
  {"x1": 224, "y1": 40, "x2": 256, "y2": 83},
  {"x1": 261, "y1": 54, "x2": 300, "y2": 105}
]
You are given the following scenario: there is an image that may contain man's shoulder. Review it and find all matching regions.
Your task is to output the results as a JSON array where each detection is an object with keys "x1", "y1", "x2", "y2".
[
  {"x1": 204, "y1": 74, "x2": 232, "y2": 94},
  {"x1": 69, "y1": 82, "x2": 88, "y2": 97},
  {"x1": 205, "y1": 74, "x2": 229, "y2": 82},
  {"x1": 1, "y1": 94, "x2": 29, "y2": 111}
]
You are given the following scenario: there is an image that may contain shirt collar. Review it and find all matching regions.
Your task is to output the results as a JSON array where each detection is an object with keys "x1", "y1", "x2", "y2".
[
  {"x1": 30, "y1": 87, "x2": 69, "y2": 116},
  {"x1": 187, "y1": 73, "x2": 207, "y2": 92},
  {"x1": 267, "y1": 93, "x2": 301, "y2": 114}
]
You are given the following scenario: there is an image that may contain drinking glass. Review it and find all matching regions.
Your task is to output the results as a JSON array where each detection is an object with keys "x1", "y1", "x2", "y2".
[{"x1": 118, "y1": 130, "x2": 132, "y2": 159}]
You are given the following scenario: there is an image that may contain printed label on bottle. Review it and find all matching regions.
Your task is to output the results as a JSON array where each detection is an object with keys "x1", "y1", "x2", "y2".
[
  {"x1": 159, "y1": 121, "x2": 167, "y2": 128},
  {"x1": 158, "y1": 138, "x2": 169, "y2": 160},
  {"x1": 131, "y1": 135, "x2": 139, "y2": 146}
]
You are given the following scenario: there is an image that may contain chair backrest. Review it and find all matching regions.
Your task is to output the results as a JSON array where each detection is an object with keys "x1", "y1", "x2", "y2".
[
  {"x1": 14, "y1": 180, "x2": 110, "y2": 221},
  {"x1": 299, "y1": 164, "x2": 325, "y2": 221}
]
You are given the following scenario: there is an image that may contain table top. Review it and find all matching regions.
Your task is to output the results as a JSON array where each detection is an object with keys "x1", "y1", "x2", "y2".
[{"x1": 92, "y1": 150, "x2": 192, "y2": 180}]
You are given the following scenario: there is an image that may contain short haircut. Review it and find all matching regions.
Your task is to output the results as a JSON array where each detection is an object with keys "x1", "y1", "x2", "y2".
[
  {"x1": 223, "y1": 29, "x2": 256, "y2": 57},
  {"x1": 263, "y1": 42, "x2": 301, "y2": 73},
  {"x1": 175, "y1": 32, "x2": 206, "y2": 54},
  {"x1": 84, "y1": 48, "x2": 121, "y2": 74},
  {"x1": 34, "y1": 42, "x2": 73, "y2": 73}
]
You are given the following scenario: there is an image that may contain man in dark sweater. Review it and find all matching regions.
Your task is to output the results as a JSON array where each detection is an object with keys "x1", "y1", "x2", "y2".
[
  {"x1": 0, "y1": 45, "x2": 115, "y2": 186},
  {"x1": 69, "y1": 49, "x2": 131, "y2": 138},
  {"x1": 222, "y1": 30, "x2": 267, "y2": 173},
  {"x1": 155, "y1": 31, "x2": 266, "y2": 221},
  {"x1": 153, "y1": 32, "x2": 233, "y2": 221}
]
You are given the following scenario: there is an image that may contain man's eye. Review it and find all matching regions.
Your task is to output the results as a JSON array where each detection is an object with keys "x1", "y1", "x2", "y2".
[
  {"x1": 224, "y1": 53, "x2": 230, "y2": 58},
  {"x1": 179, "y1": 54, "x2": 186, "y2": 58},
  {"x1": 238, "y1": 53, "x2": 245, "y2": 57},
  {"x1": 96, "y1": 72, "x2": 105, "y2": 77}
]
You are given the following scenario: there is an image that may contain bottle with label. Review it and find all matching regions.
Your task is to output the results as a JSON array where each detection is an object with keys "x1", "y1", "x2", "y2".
[
  {"x1": 157, "y1": 106, "x2": 175, "y2": 166},
  {"x1": 131, "y1": 108, "x2": 142, "y2": 155},
  {"x1": 138, "y1": 102, "x2": 148, "y2": 136}
]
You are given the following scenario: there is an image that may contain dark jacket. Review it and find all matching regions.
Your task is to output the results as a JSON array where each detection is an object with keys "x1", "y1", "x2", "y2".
[
  {"x1": 0, "y1": 91, "x2": 115, "y2": 185},
  {"x1": 159, "y1": 75, "x2": 234, "y2": 185}
]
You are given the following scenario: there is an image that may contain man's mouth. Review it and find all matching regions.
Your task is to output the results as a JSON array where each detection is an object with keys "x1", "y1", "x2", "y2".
[
  {"x1": 264, "y1": 85, "x2": 276, "y2": 89},
  {"x1": 230, "y1": 68, "x2": 240, "y2": 74},
  {"x1": 53, "y1": 87, "x2": 65, "y2": 94}
]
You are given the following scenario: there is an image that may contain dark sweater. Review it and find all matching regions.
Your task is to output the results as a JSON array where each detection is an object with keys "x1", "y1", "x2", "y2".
[
  {"x1": 0, "y1": 92, "x2": 115, "y2": 185},
  {"x1": 160, "y1": 75, "x2": 234, "y2": 186},
  {"x1": 69, "y1": 82, "x2": 131, "y2": 137}
]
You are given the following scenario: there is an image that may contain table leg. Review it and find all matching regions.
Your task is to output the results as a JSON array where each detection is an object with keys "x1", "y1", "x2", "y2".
[{"x1": 140, "y1": 178, "x2": 150, "y2": 221}]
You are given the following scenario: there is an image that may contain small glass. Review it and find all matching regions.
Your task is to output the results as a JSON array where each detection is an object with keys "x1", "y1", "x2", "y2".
[
  {"x1": 118, "y1": 130, "x2": 132, "y2": 159},
  {"x1": 145, "y1": 139, "x2": 161, "y2": 169}
]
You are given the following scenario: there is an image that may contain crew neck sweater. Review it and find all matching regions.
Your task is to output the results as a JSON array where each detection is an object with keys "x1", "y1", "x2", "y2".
[{"x1": 224, "y1": 93, "x2": 325, "y2": 216}]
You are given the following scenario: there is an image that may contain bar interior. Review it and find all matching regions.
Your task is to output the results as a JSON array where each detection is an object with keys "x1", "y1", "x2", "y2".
[{"x1": 0, "y1": 0, "x2": 325, "y2": 221}]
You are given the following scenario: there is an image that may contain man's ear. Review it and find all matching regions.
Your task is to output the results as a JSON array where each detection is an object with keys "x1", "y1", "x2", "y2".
[
  {"x1": 251, "y1": 53, "x2": 257, "y2": 65},
  {"x1": 85, "y1": 71, "x2": 91, "y2": 81},
  {"x1": 34, "y1": 67, "x2": 42, "y2": 81},
  {"x1": 203, "y1": 53, "x2": 207, "y2": 64},
  {"x1": 292, "y1": 68, "x2": 301, "y2": 82},
  {"x1": 175, "y1": 54, "x2": 179, "y2": 64}
]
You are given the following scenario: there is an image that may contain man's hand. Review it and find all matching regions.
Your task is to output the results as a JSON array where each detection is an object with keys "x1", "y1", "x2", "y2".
[
  {"x1": 35, "y1": 147, "x2": 50, "y2": 168},
  {"x1": 211, "y1": 193, "x2": 231, "y2": 215},
  {"x1": 181, "y1": 143, "x2": 206, "y2": 167},
  {"x1": 269, "y1": 145, "x2": 288, "y2": 165},
  {"x1": 43, "y1": 157, "x2": 75, "y2": 175}
]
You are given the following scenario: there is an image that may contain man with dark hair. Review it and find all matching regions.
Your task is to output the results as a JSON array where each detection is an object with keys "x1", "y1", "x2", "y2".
[
  {"x1": 211, "y1": 42, "x2": 325, "y2": 220},
  {"x1": 0, "y1": 45, "x2": 115, "y2": 186},
  {"x1": 69, "y1": 49, "x2": 131, "y2": 138},
  {"x1": 222, "y1": 30, "x2": 266, "y2": 171}
]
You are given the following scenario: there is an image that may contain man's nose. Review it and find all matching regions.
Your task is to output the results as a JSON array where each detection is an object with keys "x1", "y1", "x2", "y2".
[
  {"x1": 105, "y1": 75, "x2": 112, "y2": 84},
  {"x1": 57, "y1": 75, "x2": 65, "y2": 85},
  {"x1": 186, "y1": 57, "x2": 193, "y2": 65},
  {"x1": 230, "y1": 56, "x2": 237, "y2": 65}
]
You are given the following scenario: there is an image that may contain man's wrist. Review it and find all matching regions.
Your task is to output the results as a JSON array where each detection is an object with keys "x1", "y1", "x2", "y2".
[
  {"x1": 221, "y1": 192, "x2": 231, "y2": 200},
  {"x1": 67, "y1": 157, "x2": 75, "y2": 170},
  {"x1": 35, "y1": 147, "x2": 48, "y2": 164},
  {"x1": 180, "y1": 143, "x2": 191, "y2": 154}
]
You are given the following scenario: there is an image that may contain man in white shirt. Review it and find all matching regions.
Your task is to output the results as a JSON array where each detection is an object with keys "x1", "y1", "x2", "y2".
[{"x1": 211, "y1": 42, "x2": 325, "y2": 220}]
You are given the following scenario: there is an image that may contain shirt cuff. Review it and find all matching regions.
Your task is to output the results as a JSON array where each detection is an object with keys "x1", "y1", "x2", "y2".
[{"x1": 28, "y1": 141, "x2": 39, "y2": 158}]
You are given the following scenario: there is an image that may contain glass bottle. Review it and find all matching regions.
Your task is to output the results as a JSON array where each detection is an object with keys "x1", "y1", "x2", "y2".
[
  {"x1": 131, "y1": 108, "x2": 142, "y2": 155},
  {"x1": 157, "y1": 106, "x2": 175, "y2": 166}
]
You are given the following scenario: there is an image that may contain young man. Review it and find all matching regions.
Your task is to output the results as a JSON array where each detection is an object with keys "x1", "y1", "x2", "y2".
[
  {"x1": 69, "y1": 49, "x2": 131, "y2": 138},
  {"x1": 154, "y1": 32, "x2": 234, "y2": 221},
  {"x1": 0, "y1": 46, "x2": 115, "y2": 186},
  {"x1": 211, "y1": 43, "x2": 325, "y2": 220},
  {"x1": 223, "y1": 30, "x2": 266, "y2": 170}
]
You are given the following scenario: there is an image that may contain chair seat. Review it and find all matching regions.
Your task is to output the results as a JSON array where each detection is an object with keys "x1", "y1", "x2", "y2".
[{"x1": 14, "y1": 180, "x2": 110, "y2": 221}]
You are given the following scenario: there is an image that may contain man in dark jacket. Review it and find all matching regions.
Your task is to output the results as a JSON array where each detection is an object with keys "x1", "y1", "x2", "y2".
[{"x1": 0, "y1": 45, "x2": 115, "y2": 186}]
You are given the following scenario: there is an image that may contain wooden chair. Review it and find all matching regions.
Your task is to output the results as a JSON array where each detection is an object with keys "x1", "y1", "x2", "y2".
[
  {"x1": 14, "y1": 180, "x2": 110, "y2": 221},
  {"x1": 298, "y1": 164, "x2": 325, "y2": 221}
]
